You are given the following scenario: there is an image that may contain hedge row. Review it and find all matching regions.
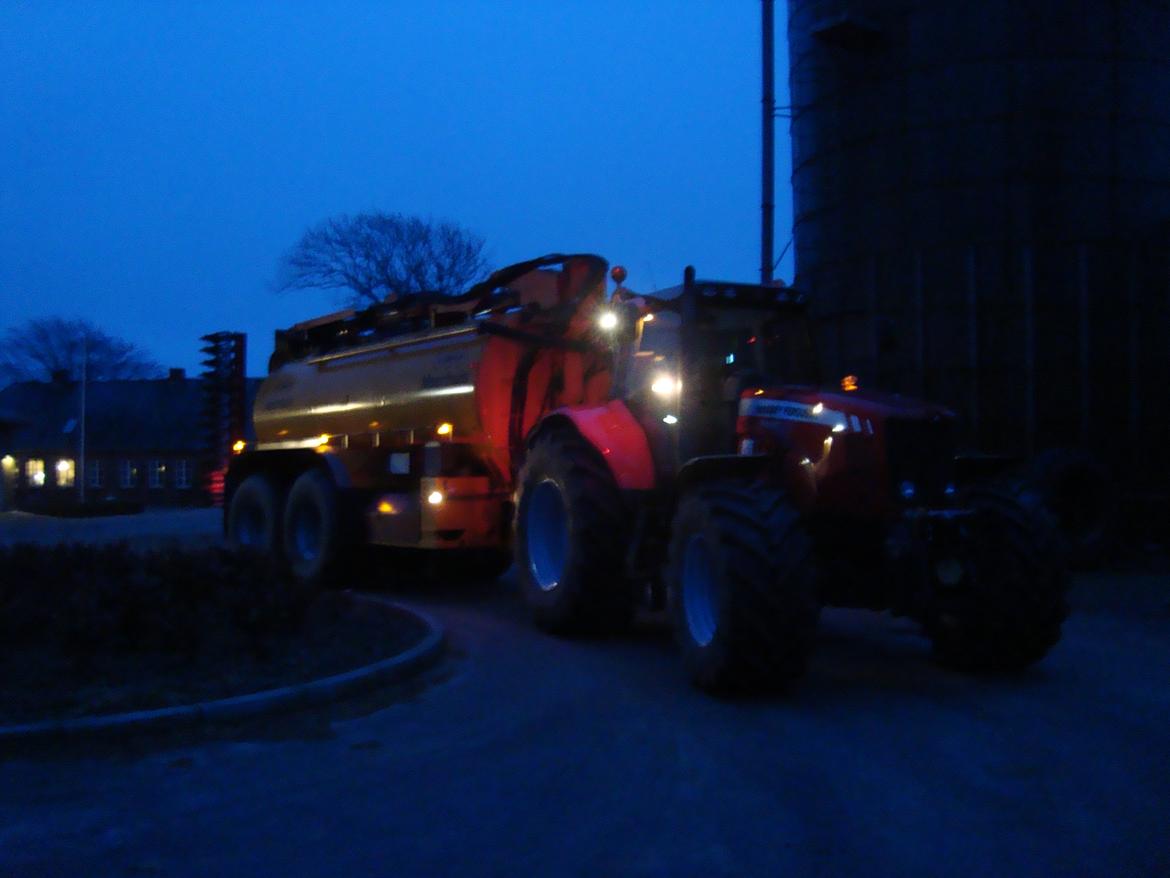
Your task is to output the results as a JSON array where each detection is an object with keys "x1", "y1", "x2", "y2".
[{"x1": 0, "y1": 544, "x2": 315, "y2": 662}]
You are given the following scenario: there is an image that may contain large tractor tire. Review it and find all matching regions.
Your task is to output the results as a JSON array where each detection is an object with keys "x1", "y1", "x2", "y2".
[
  {"x1": 514, "y1": 428, "x2": 632, "y2": 633},
  {"x1": 666, "y1": 481, "x2": 819, "y2": 693},
  {"x1": 282, "y1": 468, "x2": 352, "y2": 588},
  {"x1": 1024, "y1": 448, "x2": 1117, "y2": 569},
  {"x1": 923, "y1": 481, "x2": 1069, "y2": 672},
  {"x1": 226, "y1": 473, "x2": 281, "y2": 557}
]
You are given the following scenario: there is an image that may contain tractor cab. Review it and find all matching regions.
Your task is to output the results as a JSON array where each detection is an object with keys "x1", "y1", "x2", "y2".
[{"x1": 608, "y1": 265, "x2": 818, "y2": 469}]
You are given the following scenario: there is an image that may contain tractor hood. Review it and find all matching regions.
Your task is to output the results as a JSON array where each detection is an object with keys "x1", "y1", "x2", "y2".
[
  {"x1": 737, "y1": 386, "x2": 954, "y2": 434},
  {"x1": 736, "y1": 385, "x2": 957, "y2": 518}
]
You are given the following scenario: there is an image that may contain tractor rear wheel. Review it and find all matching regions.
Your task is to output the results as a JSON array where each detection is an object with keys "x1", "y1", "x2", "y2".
[
  {"x1": 515, "y1": 428, "x2": 631, "y2": 633},
  {"x1": 226, "y1": 473, "x2": 281, "y2": 557},
  {"x1": 667, "y1": 481, "x2": 819, "y2": 693},
  {"x1": 923, "y1": 481, "x2": 1069, "y2": 672}
]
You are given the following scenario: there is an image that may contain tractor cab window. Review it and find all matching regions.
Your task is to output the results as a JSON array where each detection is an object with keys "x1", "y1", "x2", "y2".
[
  {"x1": 758, "y1": 313, "x2": 818, "y2": 386},
  {"x1": 629, "y1": 311, "x2": 683, "y2": 400},
  {"x1": 690, "y1": 312, "x2": 818, "y2": 391},
  {"x1": 682, "y1": 310, "x2": 818, "y2": 457}
]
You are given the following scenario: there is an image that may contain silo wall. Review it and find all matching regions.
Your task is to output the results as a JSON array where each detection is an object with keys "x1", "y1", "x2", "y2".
[{"x1": 787, "y1": 0, "x2": 1170, "y2": 494}]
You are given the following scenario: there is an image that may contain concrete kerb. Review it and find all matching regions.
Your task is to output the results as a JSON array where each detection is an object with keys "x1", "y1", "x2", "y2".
[{"x1": 0, "y1": 593, "x2": 446, "y2": 748}]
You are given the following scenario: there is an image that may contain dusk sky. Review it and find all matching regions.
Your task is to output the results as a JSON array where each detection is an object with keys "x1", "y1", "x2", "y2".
[{"x1": 1, "y1": 1, "x2": 793, "y2": 377}]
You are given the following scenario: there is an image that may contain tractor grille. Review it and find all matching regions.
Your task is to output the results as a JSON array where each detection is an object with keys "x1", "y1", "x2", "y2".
[{"x1": 884, "y1": 417, "x2": 955, "y2": 504}]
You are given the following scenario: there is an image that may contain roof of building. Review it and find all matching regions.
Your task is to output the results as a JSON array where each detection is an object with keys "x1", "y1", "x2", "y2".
[{"x1": 0, "y1": 376, "x2": 260, "y2": 455}]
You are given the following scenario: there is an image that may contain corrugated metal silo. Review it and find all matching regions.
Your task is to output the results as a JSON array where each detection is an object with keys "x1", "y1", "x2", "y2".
[{"x1": 786, "y1": 0, "x2": 1170, "y2": 498}]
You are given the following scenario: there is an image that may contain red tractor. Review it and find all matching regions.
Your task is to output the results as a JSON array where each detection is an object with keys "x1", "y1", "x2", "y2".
[
  {"x1": 513, "y1": 264, "x2": 1067, "y2": 691},
  {"x1": 228, "y1": 254, "x2": 1067, "y2": 692}
]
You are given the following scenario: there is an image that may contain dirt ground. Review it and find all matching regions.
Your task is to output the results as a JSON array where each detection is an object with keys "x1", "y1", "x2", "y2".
[{"x1": 1, "y1": 510, "x2": 1167, "y2": 877}]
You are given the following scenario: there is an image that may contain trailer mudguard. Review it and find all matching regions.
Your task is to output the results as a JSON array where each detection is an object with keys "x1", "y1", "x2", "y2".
[{"x1": 538, "y1": 401, "x2": 656, "y2": 491}]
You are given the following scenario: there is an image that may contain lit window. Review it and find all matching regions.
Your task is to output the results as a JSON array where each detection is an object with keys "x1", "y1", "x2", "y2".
[
  {"x1": 86, "y1": 460, "x2": 103, "y2": 488},
  {"x1": 25, "y1": 459, "x2": 45, "y2": 488},
  {"x1": 56, "y1": 459, "x2": 75, "y2": 488},
  {"x1": 120, "y1": 460, "x2": 138, "y2": 488},
  {"x1": 149, "y1": 459, "x2": 166, "y2": 489},
  {"x1": 174, "y1": 459, "x2": 191, "y2": 489}
]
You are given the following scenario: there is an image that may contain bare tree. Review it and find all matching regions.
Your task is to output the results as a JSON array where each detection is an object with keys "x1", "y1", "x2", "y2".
[
  {"x1": 0, "y1": 317, "x2": 162, "y2": 384},
  {"x1": 276, "y1": 212, "x2": 489, "y2": 306}
]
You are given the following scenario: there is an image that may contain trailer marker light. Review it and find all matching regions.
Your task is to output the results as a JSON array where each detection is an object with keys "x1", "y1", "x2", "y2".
[
  {"x1": 436, "y1": 422, "x2": 453, "y2": 437},
  {"x1": 427, "y1": 490, "x2": 444, "y2": 505},
  {"x1": 662, "y1": 415, "x2": 678, "y2": 425},
  {"x1": 232, "y1": 440, "x2": 246, "y2": 454},
  {"x1": 598, "y1": 311, "x2": 619, "y2": 331},
  {"x1": 841, "y1": 374, "x2": 859, "y2": 392},
  {"x1": 377, "y1": 500, "x2": 398, "y2": 515}
]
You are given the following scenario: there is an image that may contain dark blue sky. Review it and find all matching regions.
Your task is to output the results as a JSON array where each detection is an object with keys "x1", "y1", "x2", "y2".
[{"x1": 1, "y1": 1, "x2": 793, "y2": 376}]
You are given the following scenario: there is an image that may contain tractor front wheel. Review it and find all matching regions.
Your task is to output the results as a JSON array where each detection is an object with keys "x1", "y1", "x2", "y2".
[
  {"x1": 923, "y1": 481, "x2": 1069, "y2": 672},
  {"x1": 515, "y1": 428, "x2": 631, "y2": 633},
  {"x1": 667, "y1": 482, "x2": 819, "y2": 693}
]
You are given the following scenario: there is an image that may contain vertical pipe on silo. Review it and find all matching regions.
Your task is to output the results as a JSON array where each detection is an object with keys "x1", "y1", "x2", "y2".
[
  {"x1": 1077, "y1": 243, "x2": 1091, "y2": 447},
  {"x1": 913, "y1": 250, "x2": 924, "y2": 397},
  {"x1": 1127, "y1": 243, "x2": 1140, "y2": 450},
  {"x1": 1022, "y1": 245, "x2": 1036, "y2": 456},
  {"x1": 761, "y1": 0, "x2": 775, "y2": 284},
  {"x1": 965, "y1": 246, "x2": 979, "y2": 439},
  {"x1": 868, "y1": 254, "x2": 880, "y2": 380}
]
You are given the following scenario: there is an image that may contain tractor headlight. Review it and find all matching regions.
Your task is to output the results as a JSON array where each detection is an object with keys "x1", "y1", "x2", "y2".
[
  {"x1": 651, "y1": 373, "x2": 680, "y2": 396},
  {"x1": 597, "y1": 311, "x2": 619, "y2": 331}
]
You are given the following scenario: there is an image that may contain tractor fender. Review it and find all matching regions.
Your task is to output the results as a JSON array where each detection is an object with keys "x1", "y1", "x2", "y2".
[
  {"x1": 677, "y1": 454, "x2": 771, "y2": 494},
  {"x1": 531, "y1": 401, "x2": 656, "y2": 490}
]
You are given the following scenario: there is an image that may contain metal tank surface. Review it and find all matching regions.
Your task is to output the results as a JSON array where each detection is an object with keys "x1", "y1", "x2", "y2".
[
  {"x1": 786, "y1": 0, "x2": 1170, "y2": 500},
  {"x1": 253, "y1": 326, "x2": 486, "y2": 446}
]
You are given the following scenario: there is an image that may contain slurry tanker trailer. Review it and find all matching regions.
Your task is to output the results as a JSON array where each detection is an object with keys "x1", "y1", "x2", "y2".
[{"x1": 227, "y1": 254, "x2": 1066, "y2": 691}]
